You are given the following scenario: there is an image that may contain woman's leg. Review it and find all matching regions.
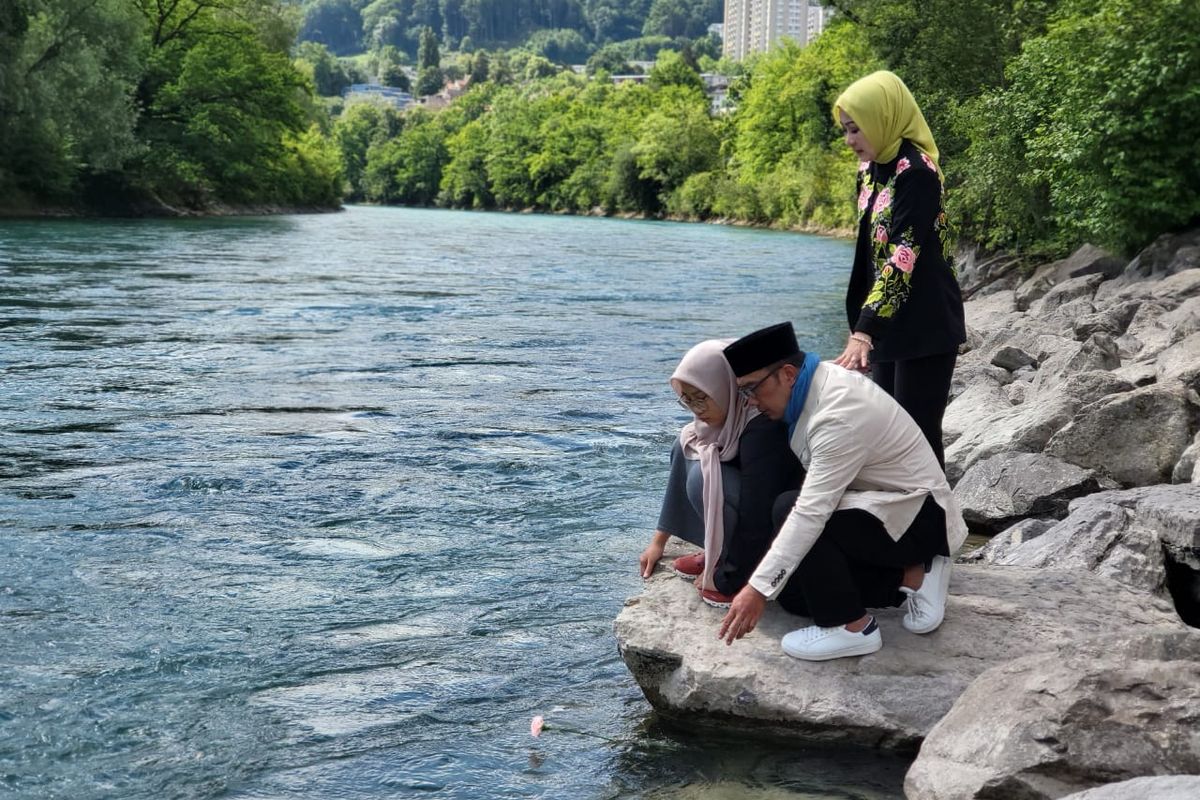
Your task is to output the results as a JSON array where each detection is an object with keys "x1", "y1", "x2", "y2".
[
  {"x1": 874, "y1": 351, "x2": 957, "y2": 467},
  {"x1": 655, "y1": 442, "x2": 705, "y2": 548}
]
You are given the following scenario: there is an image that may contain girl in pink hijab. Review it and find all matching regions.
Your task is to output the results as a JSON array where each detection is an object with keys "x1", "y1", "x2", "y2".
[{"x1": 638, "y1": 340, "x2": 802, "y2": 607}]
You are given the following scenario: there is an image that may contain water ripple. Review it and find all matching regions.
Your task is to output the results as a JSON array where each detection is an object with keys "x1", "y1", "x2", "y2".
[{"x1": 0, "y1": 208, "x2": 903, "y2": 800}]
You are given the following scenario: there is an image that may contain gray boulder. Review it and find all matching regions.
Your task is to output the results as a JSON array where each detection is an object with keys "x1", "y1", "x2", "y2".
[
  {"x1": 615, "y1": 555, "x2": 1182, "y2": 751},
  {"x1": 1071, "y1": 299, "x2": 1141, "y2": 340},
  {"x1": 962, "y1": 493, "x2": 1169, "y2": 596},
  {"x1": 990, "y1": 346, "x2": 1037, "y2": 372},
  {"x1": 953, "y1": 452, "x2": 1116, "y2": 533},
  {"x1": 1028, "y1": 273, "x2": 1107, "y2": 318},
  {"x1": 1059, "y1": 775, "x2": 1200, "y2": 800},
  {"x1": 1120, "y1": 228, "x2": 1200, "y2": 282},
  {"x1": 964, "y1": 484, "x2": 1200, "y2": 598},
  {"x1": 1031, "y1": 332, "x2": 1121, "y2": 389},
  {"x1": 945, "y1": 371, "x2": 1133, "y2": 484},
  {"x1": 1045, "y1": 384, "x2": 1194, "y2": 485},
  {"x1": 959, "y1": 518, "x2": 1057, "y2": 564},
  {"x1": 1156, "y1": 331, "x2": 1200, "y2": 393},
  {"x1": 1015, "y1": 245, "x2": 1125, "y2": 311},
  {"x1": 1174, "y1": 432, "x2": 1200, "y2": 484},
  {"x1": 904, "y1": 631, "x2": 1200, "y2": 800}
]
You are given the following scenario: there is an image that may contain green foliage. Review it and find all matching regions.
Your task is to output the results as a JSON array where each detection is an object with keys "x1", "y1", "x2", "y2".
[
  {"x1": 363, "y1": 109, "x2": 448, "y2": 203},
  {"x1": 952, "y1": 0, "x2": 1200, "y2": 255},
  {"x1": 646, "y1": 50, "x2": 703, "y2": 93},
  {"x1": 525, "y1": 28, "x2": 594, "y2": 64},
  {"x1": 299, "y1": 0, "x2": 363, "y2": 56},
  {"x1": 0, "y1": 0, "x2": 143, "y2": 201},
  {"x1": 296, "y1": 41, "x2": 353, "y2": 96},
  {"x1": 642, "y1": 0, "x2": 720, "y2": 38},
  {"x1": 469, "y1": 50, "x2": 490, "y2": 83},
  {"x1": 333, "y1": 99, "x2": 406, "y2": 199}
]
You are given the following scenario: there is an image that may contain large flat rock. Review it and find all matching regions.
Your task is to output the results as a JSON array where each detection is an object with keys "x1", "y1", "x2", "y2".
[{"x1": 615, "y1": 554, "x2": 1183, "y2": 751}]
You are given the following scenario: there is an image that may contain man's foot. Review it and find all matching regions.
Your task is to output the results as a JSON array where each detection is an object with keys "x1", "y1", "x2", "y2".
[
  {"x1": 672, "y1": 551, "x2": 704, "y2": 579},
  {"x1": 781, "y1": 617, "x2": 881, "y2": 661},
  {"x1": 699, "y1": 588, "x2": 733, "y2": 609},
  {"x1": 901, "y1": 555, "x2": 952, "y2": 634}
]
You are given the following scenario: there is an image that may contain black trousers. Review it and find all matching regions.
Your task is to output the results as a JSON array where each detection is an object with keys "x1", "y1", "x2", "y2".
[
  {"x1": 771, "y1": 492, "x2": 950, "y2": 627},
  {"x1": 872, "y1": 350, "x2": 957, "y2": 468}
]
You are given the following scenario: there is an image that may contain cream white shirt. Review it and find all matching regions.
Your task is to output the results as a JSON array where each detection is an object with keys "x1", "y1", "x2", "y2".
[{"x1": 749, "y1": 362, "x2": 969, "y2": 600}]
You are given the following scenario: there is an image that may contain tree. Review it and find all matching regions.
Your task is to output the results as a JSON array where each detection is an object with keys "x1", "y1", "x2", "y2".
[
  {"x1": 952, "y1": 0, "x2": 1200, "y2": 255},
  {"x1": 0, "y1": 0, "x2": 143, "y2": 201},
  {"x1": 295, "y1": 41, "x2": 352, "y2": 96},
  {"x1": 299, "y1": 0, "x2": 363, "y2": 55},
  {"x1": 642, "y1": 0, "x2": 721, "y2": 39},
  {"x1": 415, "y1": 24, "x2": 442, "y2": 95},
  {"x1": 469, "y1": 50, "x2": 490, "y2": 83},
  {"x1": 647, "y1": 49, "x2": 704, "y2": 93}
]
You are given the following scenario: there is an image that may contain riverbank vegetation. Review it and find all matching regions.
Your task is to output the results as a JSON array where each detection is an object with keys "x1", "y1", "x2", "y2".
[
  {"x1": 0, "y1": 0, "x2": 343, "y2": 213},
  {"x1": 3, "y1": 0, "x2": 1196, "y2": 259},
  {"x1": 329, "y1": 0, "x2": 1199, "y2": 258}
]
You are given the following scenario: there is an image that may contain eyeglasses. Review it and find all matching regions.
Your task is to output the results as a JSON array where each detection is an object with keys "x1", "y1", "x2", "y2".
[
  {"x1": 737, "y1": 364, "x2": 785, "y2": 400},
  {"x1": 677, "y1": 391, "x2": 710, "y2": 412}
]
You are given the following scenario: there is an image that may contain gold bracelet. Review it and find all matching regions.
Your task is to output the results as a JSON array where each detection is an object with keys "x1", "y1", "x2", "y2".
[{"x1": 850, "y1": 333, "x2": 874, "y2": 350}]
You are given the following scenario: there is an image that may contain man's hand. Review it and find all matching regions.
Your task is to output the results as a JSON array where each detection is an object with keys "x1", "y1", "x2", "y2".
[{"x1": 718, "y1": 585, "x2": 767, "y2": 645}]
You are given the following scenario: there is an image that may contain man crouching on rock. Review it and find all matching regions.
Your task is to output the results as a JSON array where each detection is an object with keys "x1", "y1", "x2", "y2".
[{"x1": 718, "y1": 322, "x2": 968, "y2": 661}]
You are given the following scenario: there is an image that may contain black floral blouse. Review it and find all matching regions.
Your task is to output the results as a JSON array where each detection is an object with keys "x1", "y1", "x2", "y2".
[{"x1": 846, "y1": 139, "x2": 966, "y2": 363}]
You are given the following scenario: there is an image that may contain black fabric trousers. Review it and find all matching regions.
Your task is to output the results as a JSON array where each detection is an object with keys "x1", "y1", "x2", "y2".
[
  {"x1": 771, "y1": 492, "x2": 950, "y2": 627},
  {"x1": 872, "y1": 350, "x2": 958, "y2": 468}
]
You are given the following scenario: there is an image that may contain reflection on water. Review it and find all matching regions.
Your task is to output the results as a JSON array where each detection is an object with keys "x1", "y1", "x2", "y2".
[{"x1": 0, "y1": 207, "x2": 902, "y2": 799}]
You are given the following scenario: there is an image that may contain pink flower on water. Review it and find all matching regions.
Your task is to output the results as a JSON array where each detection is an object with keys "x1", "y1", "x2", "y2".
[
  {"x1": 874, "y1": 225, "x2": 888, "y2": 244},
  {"x1": 896, "y1": 157, "x2": 911, "y2": 175},
  {"x1": 857, "y1": 184, "x2": 871, "y2": 211},
  {"x1": 920, "y1": 153, "x2": 937, "y2": 172},
  {"x1": 873, "y1": 188, "x2": 891, "y2": 214},
  {"x1": 530, "y1": 715, "x2": 545, "y2": 737},
  {"x1": 892, "y1": 245, "x2": 916, "y2": 273}
]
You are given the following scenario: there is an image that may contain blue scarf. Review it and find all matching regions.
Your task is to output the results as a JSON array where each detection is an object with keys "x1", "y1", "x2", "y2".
[{"x1": 784, "y1": 352, "x2": 820, "y2": 440}]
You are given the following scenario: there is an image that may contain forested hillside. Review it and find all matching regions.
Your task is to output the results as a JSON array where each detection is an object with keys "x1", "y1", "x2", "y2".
[
  {"x1": 332, "y1": 0, "x2": 1200, "y2": 259},
  {"x1": 1, "y1": 0, "x2": 342, "y2": 213},
  {"x1": 298, "y1": 0, "x2": 720, "y2": 57}
]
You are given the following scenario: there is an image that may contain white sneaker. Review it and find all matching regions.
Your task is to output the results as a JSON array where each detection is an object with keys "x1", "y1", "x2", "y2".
[
  {"x1": 901, "y1": 555, "x2": 951, "y2": 634},
  {"x1": 780, "y1": 617, "x2": 882, "y2": 661}
]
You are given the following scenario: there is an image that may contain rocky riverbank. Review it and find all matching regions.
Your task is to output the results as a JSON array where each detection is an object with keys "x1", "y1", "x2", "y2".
[{"x1": 615, "y1": 229, "x2": 1200, "y2": 798}]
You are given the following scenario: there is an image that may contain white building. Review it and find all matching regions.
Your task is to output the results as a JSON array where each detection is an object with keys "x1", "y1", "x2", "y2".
[{"x1": 723, "y1": 1, "x2": 832, "y2": 61}]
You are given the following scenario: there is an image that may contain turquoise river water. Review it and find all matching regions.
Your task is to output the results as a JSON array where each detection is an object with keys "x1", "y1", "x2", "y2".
[{"x1": 0, "y1": 206, "x2": 911, "y2": 799}]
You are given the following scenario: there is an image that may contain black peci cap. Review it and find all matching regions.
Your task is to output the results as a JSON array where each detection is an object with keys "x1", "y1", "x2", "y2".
[{"x1": 723, "y1": 322, "x2": 801, "y2": 377}]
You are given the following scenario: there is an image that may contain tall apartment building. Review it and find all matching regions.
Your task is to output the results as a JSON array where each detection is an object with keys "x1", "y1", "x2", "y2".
[{"x1": 723, "y1": 0, "x2": 831, "y2": 61}]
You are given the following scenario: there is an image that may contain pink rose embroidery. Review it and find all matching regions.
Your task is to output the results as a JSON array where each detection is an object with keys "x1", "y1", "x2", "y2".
[
  {"x1": 858, "y1": 184, "x2": 871, "y2": 211},
  {"x1": 920, "y1": 153, "x2": 937, "y2": 172},
  {"x1": 872, "y1": 188, "x2": 891, "y2": 214},
  {"x1": 858, "y1": 160, "x2": 870, "y2": 173},
  {"x1": 892, "y1": 245, "x2": 916, "y2": 273},
  {"x1": 896, "y1": 157, "x2": 911, "y2": 175},
  {"x1": 882, "y1": 265, "x2": 893, "y2": 277},
  {"x1": 874, "y1": 225, "x2": 888, "y2": 244}
]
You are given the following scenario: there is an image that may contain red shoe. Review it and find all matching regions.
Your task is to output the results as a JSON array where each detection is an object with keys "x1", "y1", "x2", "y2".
[
  {"x1": 700, "y1": 588, "x2": 733, "y2": 609},
  {"x1": 672, "y1": 551, "x2": 704, "y2": 579}
]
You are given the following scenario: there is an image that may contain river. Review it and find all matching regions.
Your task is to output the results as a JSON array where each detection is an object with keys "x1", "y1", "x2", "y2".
[{"x1": 0, "y1": 206, "x2": 910, "y2": 798}]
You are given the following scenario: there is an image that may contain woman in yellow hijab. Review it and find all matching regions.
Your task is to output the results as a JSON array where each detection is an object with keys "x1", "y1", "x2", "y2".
[{"x1": 830, "y1": 70, "x2": 965, "y2": 468}]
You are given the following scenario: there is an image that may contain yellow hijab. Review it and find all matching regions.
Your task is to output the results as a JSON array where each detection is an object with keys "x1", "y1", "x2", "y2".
[{"x1": 834, "y1": 70, "x2": 941, "y2": 178}]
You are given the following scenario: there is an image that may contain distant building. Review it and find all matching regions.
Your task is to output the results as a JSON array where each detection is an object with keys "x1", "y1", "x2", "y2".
[
  {"x1": 723, "y1": 1, "x2": 833, "y2": 61},
  {"x1": 343, "y1": 84, "x2": 413, "y2": 110}
]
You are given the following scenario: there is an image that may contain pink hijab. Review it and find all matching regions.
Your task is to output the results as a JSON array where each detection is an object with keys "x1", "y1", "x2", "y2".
[{"x1": 671, "y1": 340, "x2": 759, "y2": 591}]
